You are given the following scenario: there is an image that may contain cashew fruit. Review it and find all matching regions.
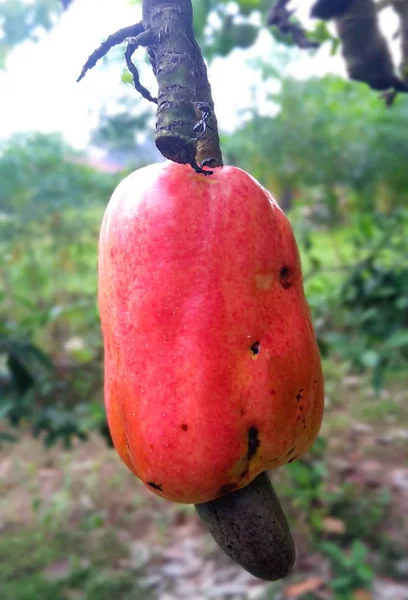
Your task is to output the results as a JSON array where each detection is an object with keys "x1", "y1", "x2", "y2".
[{"x1": 98, "y1": 161, "x2": 324, "y2": 505}]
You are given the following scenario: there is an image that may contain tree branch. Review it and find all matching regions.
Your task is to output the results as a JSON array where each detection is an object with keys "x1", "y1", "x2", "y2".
[
  {"x1": 310, "y1": 0, "x2": 355, "y2": 20},
  {"x1": 268, "y1": 0, "x2": 320, "y2": 49},
  {"x1": 77, "y1": 23, "x2": 144, "y2": 83},
  {"x1": 334, "y1": 0, "x2": 408, "y2": 93},
  {"x1": 141, "y1": 0, "x2": 223, "y2": 169},
  {"x1": 77, "y1": 0, "x2": 223, "y2": 173}
]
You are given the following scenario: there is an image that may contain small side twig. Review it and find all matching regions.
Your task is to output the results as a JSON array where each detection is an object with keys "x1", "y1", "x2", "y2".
[
  {"x1": 268, "y1": 0, "x2": 320, "y2": 49},
  {"x1": 125, "y1": 39, "x2": 158, "y2": 104},
  {"x1": 76, "y1": 22, "x2": 144, "y2": 82}
]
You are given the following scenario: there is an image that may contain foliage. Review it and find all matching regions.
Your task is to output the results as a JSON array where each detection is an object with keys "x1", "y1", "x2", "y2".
[
  {"x1": 302, "y1": 209, "x2": 408, "y2": 390},
  {"x1": 224, "y1": 76, "x2": 408, "y2": 216},
  {"x1": 0, "y1": 132, "x2": 118, "y2": 218},
  {"x1": 0, "y1": 319, "x2": 110, "y2": 449},
  {"x1": 0, "y1": 134, "x2": 121, "y2": 448},
  {"x1": 281, "y1": 436, "x2": 391, "y2": 597},
  {"x1": 330, "y1": 210, "x2": 408, "y2": 389},
  {"x1": 328, "y1": 484, "x2": 391, "y2": 542},
  {"x1": 285, "y1": 436, "x2": 328, "y2": 517},
  {"x1": 321, "y1": 540, "x2": 374, "y2": 598},
  {"x1": 0, "y1": 527, "x2": 149, "y2": 600}
]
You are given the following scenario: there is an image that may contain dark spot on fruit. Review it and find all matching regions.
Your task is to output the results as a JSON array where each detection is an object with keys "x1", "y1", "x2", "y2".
[
  {"x1": 300, "y1": 406, "x2": 303, "y2": 411},
  {"x1": 288, "y1": 457, "x2": 297, "y2": 463},
  {"x1": 218, "y1": 483, "x2": 237, "y2": 496},
  {"x1": 247, "y1": 427, "x2": 260, "y2": 460},
  {"x1": 280, "y1": 266, "x2": 294, "y2": 289},
  {"x1": 250, "y1": 341, "x2": 260, "y2": 356},
  {"x1": 286, "y1": 446, "x2": 295, "y2": 457},
  {"x1": 240, "y1": 409, "x2": 246, "y2": 416},
  {"x1": 296, "y1": 389, "x2": 303, "y2": 402},
  {"x1": 181, "y1": 423, "x2": 188, "y2": 431},
  {"x1": 271, "y1": 389, "x2": 276, "y2": 396},
  {"x1": 240, "y1": 468, "x2": 248, "y2": 478},
  {"x1": 147, "y1": 481, "x2": 163, "y2": 492}
]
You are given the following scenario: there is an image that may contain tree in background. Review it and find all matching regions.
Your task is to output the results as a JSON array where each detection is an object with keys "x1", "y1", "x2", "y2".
[
  {"x1": 224, "y1": 75, "x2": 408, "y2": 217},
  {"x1": 0, "y1": 0, "x2": 62, "y2": 67}
]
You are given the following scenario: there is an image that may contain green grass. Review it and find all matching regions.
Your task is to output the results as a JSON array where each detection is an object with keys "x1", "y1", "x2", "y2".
[{"x1": 0, "y1": 527, "x2": 149, "y2": 600}]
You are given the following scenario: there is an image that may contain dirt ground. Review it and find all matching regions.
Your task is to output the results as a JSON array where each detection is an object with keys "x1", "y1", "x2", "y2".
[{"x1": 1, "y1": 370, "x2": 408, "y2": 599}]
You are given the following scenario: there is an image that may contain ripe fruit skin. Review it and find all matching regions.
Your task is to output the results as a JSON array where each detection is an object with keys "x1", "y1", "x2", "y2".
[{"x1": 99, "y1": 161, "x2": 324, "y2": 504}]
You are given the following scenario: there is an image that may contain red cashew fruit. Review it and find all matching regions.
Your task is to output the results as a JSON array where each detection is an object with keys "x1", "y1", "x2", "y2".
[{"x1": 98, "y1": 161, "x2": 324, "y2": 505}]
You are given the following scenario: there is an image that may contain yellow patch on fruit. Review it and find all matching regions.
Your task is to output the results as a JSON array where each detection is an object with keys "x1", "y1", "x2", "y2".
[{"x1": 255, "y1": 273, "x2": 274, "y2": 291}]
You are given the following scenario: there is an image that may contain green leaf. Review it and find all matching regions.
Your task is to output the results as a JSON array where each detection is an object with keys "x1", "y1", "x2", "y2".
[
  {"x1": 351, "y1": 540, "x2": 368, "y2": 563},
  {"x1": 361, "y1": 350, "x2": 380, "y2": 369},
  {"x1": 121, "y1": 69, "x2": 134, "y2": 85},
  {"x1": 384, "y1": 330, "x2": 408, "y2": 349}
]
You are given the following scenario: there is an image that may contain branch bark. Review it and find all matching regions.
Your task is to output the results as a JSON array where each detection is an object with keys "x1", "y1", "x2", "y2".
[
  {"x1": 77, "y1": 0, "x2": 223, "y2": 172},
  {"x1": 140, "y1": 0, "x2": 222, "y2": 169}
]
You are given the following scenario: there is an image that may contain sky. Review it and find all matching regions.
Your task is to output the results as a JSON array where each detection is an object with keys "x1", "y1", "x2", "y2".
[{"x1": 0, "y1": 0, "x2": 399, "y2": 150}]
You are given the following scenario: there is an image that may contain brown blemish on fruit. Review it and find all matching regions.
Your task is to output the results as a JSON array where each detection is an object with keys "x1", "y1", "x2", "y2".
[
  {"x1": 247, "y1": 427, "x2": 260, "y2": 460},
  {"x1": 240, "y1": 409, "x2": 246, "y2": 416},
  {"x1": 181, "y1": 423, "x2": 188, "y2": 431},
  {"x1": 218, "y1": 483, "x2": 237, "y2": 496},
  {"x1": 250, "y1": 341, "x2": 260, "y2": 357},
  {"x1": 147, "y1": 481, "x2": 163, "y2": 492},
  {"x1": 228, "y1": 427, "x2": 261, "y2": 482},
  {"x1": 296, "y1": 389, "x2": 303, "y2": 402},
  {"x1": 280, "y1": 265, "x2": 294, "y2": 289}
]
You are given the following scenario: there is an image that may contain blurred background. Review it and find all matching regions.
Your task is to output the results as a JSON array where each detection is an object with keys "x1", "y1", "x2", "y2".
[{"x1": 0, "y1": 1, "x2": 407, "y2": 599}]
